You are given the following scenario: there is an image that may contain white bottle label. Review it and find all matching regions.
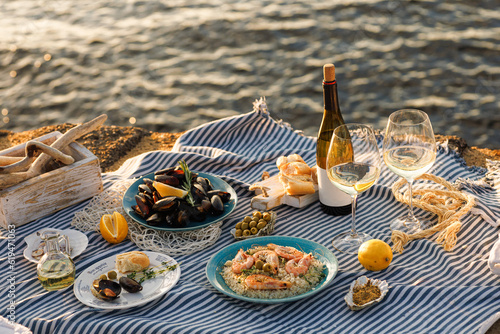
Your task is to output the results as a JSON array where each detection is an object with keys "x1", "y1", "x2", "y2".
[{"x1": 317, "y1": 167, "x2": 351, "y2": 207}]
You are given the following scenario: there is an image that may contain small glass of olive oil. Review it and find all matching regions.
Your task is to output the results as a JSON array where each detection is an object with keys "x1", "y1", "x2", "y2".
[{"x1": 37, "y1": 231, "x2": 75, "y2": 291}]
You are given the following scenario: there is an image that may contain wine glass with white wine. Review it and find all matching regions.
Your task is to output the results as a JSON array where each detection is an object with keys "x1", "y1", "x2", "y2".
[
  {"x1": 327, "y1": 124, "x2": 381, "y2": 254},
  {"x1": 383, "y1": 109, "x2": 436, "y2": 233}
]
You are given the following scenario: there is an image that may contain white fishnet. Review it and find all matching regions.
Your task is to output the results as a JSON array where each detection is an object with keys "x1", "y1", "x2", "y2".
[{"x1": 71, "y1": 179, "x2": 222, "y2": 256}]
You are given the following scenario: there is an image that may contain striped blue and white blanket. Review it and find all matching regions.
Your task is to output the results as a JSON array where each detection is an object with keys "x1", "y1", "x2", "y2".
[{"x1": 2, "y1": 101, "x2": 500, "y2": 334}]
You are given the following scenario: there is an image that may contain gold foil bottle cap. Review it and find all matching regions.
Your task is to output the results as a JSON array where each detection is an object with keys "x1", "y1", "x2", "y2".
[{"x1": 323, "y1": 64, "x2": 336, "y2": 82}]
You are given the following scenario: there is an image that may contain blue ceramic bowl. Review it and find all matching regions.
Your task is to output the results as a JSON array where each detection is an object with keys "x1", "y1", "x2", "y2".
[
  {"x1": 122, "y1": 171, "x2": 237, "y2": 232},
  {"x1": 206, "y1": 236, "x2": 339, "y2": 304}
]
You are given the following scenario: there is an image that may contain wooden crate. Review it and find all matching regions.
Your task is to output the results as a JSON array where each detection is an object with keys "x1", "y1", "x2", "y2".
[{"x1": 0, "y1": 131, "x2": 103, "y2": 228}]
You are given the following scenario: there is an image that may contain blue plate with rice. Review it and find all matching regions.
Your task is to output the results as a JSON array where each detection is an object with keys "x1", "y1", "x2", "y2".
[{"x1": 206, "y1": 236, "x2": 338, "y2": 304}]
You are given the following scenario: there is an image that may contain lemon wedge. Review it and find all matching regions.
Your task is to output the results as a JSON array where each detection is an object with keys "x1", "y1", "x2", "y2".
[
  {"x1": 153, "y1": 181, "x2": 188, "y2": 198},
  {"x1": 100, "y1": 211, "x2": 128, "y2": 244}
]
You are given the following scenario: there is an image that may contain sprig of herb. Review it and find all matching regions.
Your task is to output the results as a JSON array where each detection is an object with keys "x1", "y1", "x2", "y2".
[
  {"x1": 127, "y1": 261, "x2": 179, "y2": 284},
  {"x1": 178, "y1": 160, "x2": 195, "y2": 206}
]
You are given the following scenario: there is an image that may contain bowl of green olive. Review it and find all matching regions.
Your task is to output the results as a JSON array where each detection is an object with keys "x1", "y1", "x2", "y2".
[{"x1": 230, "y1": 211, "x2": 276, "y2": 240}]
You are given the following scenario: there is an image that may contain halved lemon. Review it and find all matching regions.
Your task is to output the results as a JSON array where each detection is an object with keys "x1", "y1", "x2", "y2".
[
  {"x1": 100, "y1": 211, "x2": 128, "y2": 244},
  {"x1": 153, "y1": 181, "x2": 188, "y2": 198}
]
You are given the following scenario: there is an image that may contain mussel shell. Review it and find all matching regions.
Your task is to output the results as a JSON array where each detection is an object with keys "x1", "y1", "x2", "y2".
[
  {"x1": 119, "y1": 277, "x2": 143, "y2": 293},
  {"x1": 135, "y1": 194, "x2": 150, "y2": 217},
  {"x1": 143, "y1": 193, "x2": 155, "y2": 207},
  {"x1": 165, "y1": 214, "x2": 177, "y2": 227},
  {"x1": 193, "y1": 183, "x2": 207, "y2": 196},
  {"x1": 138, "y1": 184, "x2": 152, "y2": 195},
  {"x1": 154, "y1": 167, "x2": 176, "y2": 175},
  {"x1": 184, "y1": 203, "x2": 206, "y2": 222},
  {"x1": 170, "y1": 169, "x2": 186, "y2": 181},
  {"x1": 92, "y1": 279, "x2": 121, "y2": 301},
  {"x1": 196, "y1": 177, "x2": 210, "y2": 193},
  {"x1": 191, "y1": 184, "x2": 208, "y2": 204},
  {"x1": 146, "y1": 212, "x2": 165, "y2": 226},
  {"x1": 165, "y1": 212, "x2": 187, "y2": 228},
  {"x1": 200, "y1": 199, "x2": 212, "y2": 213},
  {"x1": 207, "y1": 190, "x2": 231, "y2": 203},
  {"x1": 143, "y1": 178, "x2": 155, "y2": 190},
  {"x1": 210, "y1": 195, "x2": 224, "y2": 215},
  {"x1": 152, "y1": 197, "x2": 178, "y2": 212},
  {"x1": 177, "y1": 210, "x2": 190, "y2": 227},
  {"x1": 155, "y1": 175, "x2": 180, "y2": 187},
  {"x1": 205, "y1": 178, "x2": 213, "y2": 190},
  {"x1": 189, "y1": 208, "x2": 206, "y2": 222},
  {"x1": 131, "y1": 205, "x2": 144, "y2": 217}
]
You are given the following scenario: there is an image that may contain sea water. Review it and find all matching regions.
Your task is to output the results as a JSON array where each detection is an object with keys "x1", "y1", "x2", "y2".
[{"x1": 1, "y1": 0, "x2": 499, "y2": 148}]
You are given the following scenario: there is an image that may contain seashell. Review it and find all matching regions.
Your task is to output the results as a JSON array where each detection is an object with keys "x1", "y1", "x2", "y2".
[{"x1": 345, "y1": 276, "x2": 389, "y2": 311}]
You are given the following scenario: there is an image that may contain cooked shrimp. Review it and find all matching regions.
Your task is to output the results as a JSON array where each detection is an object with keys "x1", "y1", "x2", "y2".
[
  {"x1": 232, "y1": 249, "x2": 255, "y2": 274},
  {"x1": 245, "y1": 274, "x2": 292, "y2": 290},
  {"x1": 267, "y1": 244, "x2": 303, "y2": 260},
  {"x1": 253, "y1": 250, "x2": 279, "y2": 274},
  {"x1": 285, "y1": 253, "x2": 312, "y2": 276}
]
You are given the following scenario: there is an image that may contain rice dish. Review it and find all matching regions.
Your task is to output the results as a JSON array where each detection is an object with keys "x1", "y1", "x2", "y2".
[{"x1": 222, "y1": 244, "x2": 325, "y2": 299}]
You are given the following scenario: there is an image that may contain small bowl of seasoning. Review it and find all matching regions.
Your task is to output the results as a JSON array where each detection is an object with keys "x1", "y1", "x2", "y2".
[{"x1": 345, "y1": 276, "x2": 389, "y2": 311}]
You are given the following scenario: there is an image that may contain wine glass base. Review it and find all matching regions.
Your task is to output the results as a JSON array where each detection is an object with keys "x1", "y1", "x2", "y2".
[
  {"x1": 332, "y1": 232, "x2": 372, "y2": 255},
  {"x1": 389, "y1": 216, "x2": 433, "y2": 234}
]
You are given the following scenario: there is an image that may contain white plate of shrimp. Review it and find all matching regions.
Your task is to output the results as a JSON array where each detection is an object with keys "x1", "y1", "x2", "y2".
[{"x1": 205, "y1": 236, "x2": 338, "y2": 304}]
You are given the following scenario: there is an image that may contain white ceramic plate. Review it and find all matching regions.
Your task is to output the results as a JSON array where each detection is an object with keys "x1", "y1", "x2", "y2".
[
  {"x1": 74, "y1": 251, "x2": 181, "y2": 309},
  {"x1": 23, "y1": 228, "x2": 89, "y2": 263}
]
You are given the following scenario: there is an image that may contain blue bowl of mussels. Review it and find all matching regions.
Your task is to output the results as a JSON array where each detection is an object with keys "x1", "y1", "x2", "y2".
[{"x1": 122, "y1": 164, "x2": 238, "y2": 232}]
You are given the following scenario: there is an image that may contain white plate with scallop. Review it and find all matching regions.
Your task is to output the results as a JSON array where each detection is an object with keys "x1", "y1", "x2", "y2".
[
  {"x1": 73, "y1": 251, "x2": 181, "y2": 309},
  {"x1": 23, "y1": 228, "x2": 89, "y2": 263}
]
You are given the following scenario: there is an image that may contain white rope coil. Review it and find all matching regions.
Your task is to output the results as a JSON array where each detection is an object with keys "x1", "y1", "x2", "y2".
[
  {"x1": 390, "y1": 173, "x2": 475, "y2": 254},
  {"x1": 71, "y1": 179, "x2": 222, "y2": 256}
]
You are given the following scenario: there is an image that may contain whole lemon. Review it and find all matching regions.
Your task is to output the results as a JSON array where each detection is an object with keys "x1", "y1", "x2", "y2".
[{"x1": 358, "y1": 239, "x2": 393, "y2": 271}]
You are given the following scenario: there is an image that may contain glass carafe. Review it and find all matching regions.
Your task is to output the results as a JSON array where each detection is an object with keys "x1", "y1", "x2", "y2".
[{"x1": 36, "y1": 230, "x2": 75, "y2": 291}]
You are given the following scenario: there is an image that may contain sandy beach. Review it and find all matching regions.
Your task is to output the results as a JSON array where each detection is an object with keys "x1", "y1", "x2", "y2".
[{"x1": 0, "y1": 0, "x2": 499, "y2": 148}]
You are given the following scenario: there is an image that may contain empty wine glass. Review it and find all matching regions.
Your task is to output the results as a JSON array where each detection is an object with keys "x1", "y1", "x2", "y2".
[
  {"x1": 383, "y1": 109, "x2": 436, "y2": 233},
  {"x1": 327, "y1": 124, "x2": 381, "y2": 254}
]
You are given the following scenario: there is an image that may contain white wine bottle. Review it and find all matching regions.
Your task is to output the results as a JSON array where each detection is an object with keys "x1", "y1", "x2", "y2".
[{"x1": 316, "y1": 64, "x2": 352, "y2": 215}]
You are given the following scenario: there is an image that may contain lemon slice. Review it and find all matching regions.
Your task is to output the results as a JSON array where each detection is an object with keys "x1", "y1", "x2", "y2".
[
  {"x1": 100, "y1": 211, "x2": 128, "y2": 244},
  {"x1": 153, "y1": 181, "x2": 188, "y2": 198}
]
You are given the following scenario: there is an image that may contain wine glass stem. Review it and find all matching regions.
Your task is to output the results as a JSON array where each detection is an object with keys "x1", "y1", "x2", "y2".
[
  {"x1": 407, "y1": 179, "x2": 416, "y2": 222},
  {"x1": 350, "y1": 194, "x2": 358, "y2": 237}
]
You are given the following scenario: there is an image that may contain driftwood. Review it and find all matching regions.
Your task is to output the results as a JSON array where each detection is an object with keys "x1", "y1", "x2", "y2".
[
  {"x1": 0, "y1": 114, "x2": 107, "y2": 190},
  {"x1": 0, "y1": 131, "x2": 103, "y2": 228},
  {"x1": 0, "y1": 140, "x2": 75, "y2": 174},
  {"x1": 0, "y1": 156, "x2": 23, "y2": 166}
]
